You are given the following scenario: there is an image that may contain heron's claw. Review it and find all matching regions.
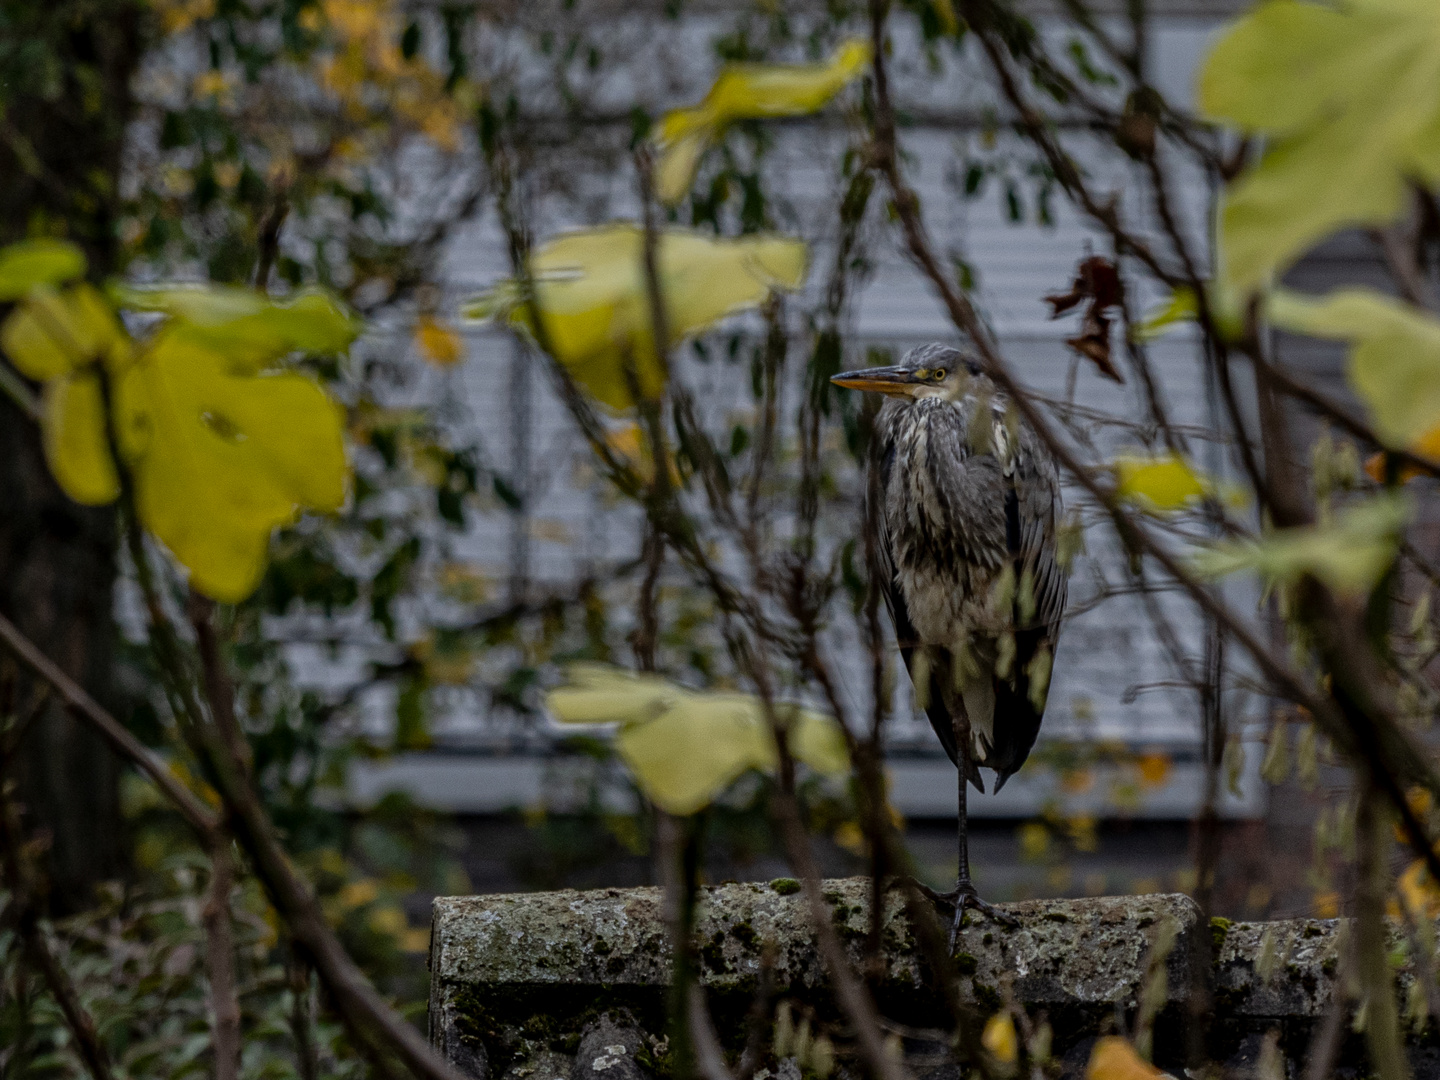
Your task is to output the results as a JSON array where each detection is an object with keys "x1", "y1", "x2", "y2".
[{"x1": 933, "y1": 882, "x2": 1018, "y2": 951}]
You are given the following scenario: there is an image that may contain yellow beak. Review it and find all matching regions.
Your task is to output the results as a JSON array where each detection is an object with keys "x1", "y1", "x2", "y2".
[{"x1": 829, "y1": 365, "x2": 917, "y2": 394}]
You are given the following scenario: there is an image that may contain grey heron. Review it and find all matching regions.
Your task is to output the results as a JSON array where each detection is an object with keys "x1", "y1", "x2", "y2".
[{"x1": 832, "y1": 342, "x2": 1067, "y2": 941}]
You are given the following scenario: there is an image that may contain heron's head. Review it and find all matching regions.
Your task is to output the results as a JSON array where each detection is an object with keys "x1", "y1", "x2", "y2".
[{"x1": 830, "y1": 343, "x2": 982, "y2": 401}]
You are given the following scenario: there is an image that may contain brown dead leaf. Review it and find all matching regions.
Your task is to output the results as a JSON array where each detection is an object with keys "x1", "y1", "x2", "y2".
[{"x1": 1046, "y1": 255, "x2": 1126, "y2": 383}]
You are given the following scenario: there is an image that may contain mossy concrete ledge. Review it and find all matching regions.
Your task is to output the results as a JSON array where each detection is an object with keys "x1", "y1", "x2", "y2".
[{"x1": 428, "y1": 880, "x2": 1439, "y2": 1078}]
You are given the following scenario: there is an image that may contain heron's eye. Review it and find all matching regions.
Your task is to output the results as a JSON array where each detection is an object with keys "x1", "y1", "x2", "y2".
[{"x1": 933, "y1": 369, "x2": 947, "y2": 381}]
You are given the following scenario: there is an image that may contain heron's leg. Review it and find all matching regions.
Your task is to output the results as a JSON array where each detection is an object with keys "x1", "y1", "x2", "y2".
[{"x1": 947, "y1": 738, "x2": 1016, "y2": 948}]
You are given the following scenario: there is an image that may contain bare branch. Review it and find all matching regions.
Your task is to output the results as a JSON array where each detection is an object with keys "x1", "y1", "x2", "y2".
[
  {"x1": 205, "y1": 838, "x2": 242, "y2": 1080},
  {"x1": 0, "y1": 611, "x2": 220, "y2": 836},
  {"x1": 186, "y1": 595, "x2": 471, "y2": 1080}
]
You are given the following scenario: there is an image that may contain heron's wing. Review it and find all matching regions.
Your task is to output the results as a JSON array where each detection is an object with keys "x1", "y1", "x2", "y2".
[
  {"x1": 873, "y1": 430, "x2": 981, "y2": 789},
  {"x1": 989, "y1": 432, "x2": 1066, "y2": 789}
]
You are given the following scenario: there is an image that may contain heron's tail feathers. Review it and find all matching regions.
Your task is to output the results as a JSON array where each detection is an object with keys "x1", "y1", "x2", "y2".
[{"x1": 965, "y1": 758, "x2": 985, "y2": 794}]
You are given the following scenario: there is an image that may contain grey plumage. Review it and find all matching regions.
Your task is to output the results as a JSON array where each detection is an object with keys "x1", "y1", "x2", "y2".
[{"x1": 860, "y1": 343, "x2": 1067, "y2": 792}]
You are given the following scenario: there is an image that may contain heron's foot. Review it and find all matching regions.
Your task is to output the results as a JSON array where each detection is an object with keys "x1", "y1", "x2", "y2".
[{"x1": 934, "y1": 882, "x2": 1018, "y2": 951}]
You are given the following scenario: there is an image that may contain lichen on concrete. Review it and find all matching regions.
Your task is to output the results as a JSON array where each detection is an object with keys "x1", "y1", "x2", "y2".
[
  {"x1": 429, "y1": 879, "x2": 1199, "y2": 1078},
  {"x1": 430, "y1": 878, "x2": 1440, "y2": 1079}
]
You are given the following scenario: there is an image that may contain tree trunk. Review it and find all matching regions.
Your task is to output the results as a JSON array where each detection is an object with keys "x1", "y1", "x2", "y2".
[{"x1": 0, "y1": 0, "x2": 146, "y2": 912}]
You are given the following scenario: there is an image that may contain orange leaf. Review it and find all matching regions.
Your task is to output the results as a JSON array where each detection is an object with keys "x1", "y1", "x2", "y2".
[
  {"x1": 1364, "y1": 451, "x2": 1429, "y2": 484},
  {"x1": 1085, "y1": 1037, "x2": 1166, "y2": 1080},
  {"x1": 415, "y1": 314, "x2": 463, "y2": 367},
  {"x1": 1137, "y1": 752, "x2": 1171, "y2": 788}
]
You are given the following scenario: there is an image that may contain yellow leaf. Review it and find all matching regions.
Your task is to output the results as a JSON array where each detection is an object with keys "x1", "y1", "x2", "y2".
[
  {"x1": 1398, "y1": 859, "x2": 1440, "y2": 919},
  {"x1": 546, "y1": 664, "x2": 848, "y2": 816},
  {"x1": 930, "y1": 0, "x2": 960, "y2": 37},
  {"x1": 0, "y1": 239, "x2": 86, "y2": 300},
  {"x1": 414, "y1": 313, "x2": 465, "y2": 367},
  {"x1": 1130, "y1": 287, "x2": 1198, "y2": 342},
  {"x1": 367, "y1": 905, "x2": 408, "y2": 936},
  {"x1": 153, "y1": 0, "x2": 216, "y2": 33},
  {"x1": 1193, "y1": 492, "x2": 1407, "y2": 597},
  {"x1": 337, "y1": 878, "x2": 380, "y2": 909},
  {"x1": 1018, "y1": 821, "x2": 1049, "y2": 861},
  {"x1": 653, "y1": 39, "x2": 872, "y2": 204},
  {"x1": 546, "y1": 664, "x2": 677, "y2": 725},
  {"x1": 43, "y1": 371, "x2": 120, "y2": 505},
  {"x1": 982, "y1": 1013, "x2": 1018, "y2": 1064},
  {"x1": 1086, "y1": 1037, "x2": 1166, "y2": 1080},
  {"x1": 604, "y1": 422, "x2": 682, "y2": 487},
  {"x1": 1, "y1": 283, "x2": 126, "y2": 379},
  {"x1": 114, "y1": 285, "x2": 360, "y2": 369},
  {"x1": 117, "y1": 330, "x2": 348, "y2": 603},
  {"x1": 1198, "y1": 0, "x2": 1440, "y2": 295},
  {"x1": 192, "y1": 70, "x2": 232, "y2": 103},
  {"x1": 1364, "y1": 451, "x2": 1431, "y2": 485},
  {"x1": 411, "y1": 633, "x2": 475, "y2": 686},
  {"x1": 436, "y1": 562, "x2": 491, "y2": 605},
  {"x1": 1269, "y1": 287, "x2": 1440, "y2": 452},
  {"x1": 464, "y1": 224, "x2": 807, "y2": 410},
  {"x1": 616, "y1": 693, "x2": 780, "y2": 815},
  {"x1": 1137, "y1": 752, "x2": 1171, "y2": 788},
  {"x1": 1112, "y1": 453, "x2": 1209, "y2": 512}
]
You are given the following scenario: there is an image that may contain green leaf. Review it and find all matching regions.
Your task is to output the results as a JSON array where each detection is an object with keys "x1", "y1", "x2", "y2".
[
  {"x1": 1198, "y1": 0, "x2": 1440, "y2": 295},
  {"x1": 1130, "y1": 287, "x2": 1198, "y2": 342},
  {"x1": 1267, "y1": 287, "x2": 1440, "y2": 451},
  {"x1": 1192, "y1": 493, "x2": 1408, "y2": 597},
  {"x1": 114, "y1": 285, "x2": 361, "y2": 369},
  {"x1": 0, "y1": 240, "x2": 86, "y2": 300},
  {"x1": 546, "y1": 664, "x2": 848, "y2": 816}
]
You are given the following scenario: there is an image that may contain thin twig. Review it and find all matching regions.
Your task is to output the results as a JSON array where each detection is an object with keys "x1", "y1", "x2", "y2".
[
  {"x1": 0, "y1": 612, "x2": 219, "y2": 835},
  {"x1": 290, "y1": 950, "x2": 320, "y2": 1080},
  {"x1": 0, "y1": 359, "x2": 41, "y2": 422}
]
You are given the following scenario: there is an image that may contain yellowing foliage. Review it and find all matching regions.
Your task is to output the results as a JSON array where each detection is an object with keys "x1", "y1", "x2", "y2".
[
  {"x1": 152, "y1": 0, "x2": 216, "y2": 33},
  {"x1": 0, "y1": 239, "x2": 87, "y2": 298},
  {"x1": 1268, "y1": 288, "x2": 1440, "y2": 458},
  {"x1": 1193, "y1": 493, "x2": 1408, "y2": 598},
  {"x1": 654, "y1": 40, "x2": 872, "y2": 204},
  {"x1": 464, "y1": 224, "x2": 807, "y2": 410},
  {"x1": 1397, "y1": 858, "x2": 1440, "y2": 920},
  {"x1": 1086, "y1": 1037, "x2": 1168, "y2": 1080},
  {"x1": 1112, "y1": 453, "x2": 1208, "y2": 512},
  {"x1": 546, "y1": 664, "x2": 849, "y2": 816},
  {"x1": 315, "y1": 0, "x2": 466, "y2": 152},
  {"x1": 1198, "y1": 0, "x2": 1440, "y2": 295},
  {"x1": 982, "y1": 1013, "x2": 1018, "y2": 1065},
  {"x1": 1137, "y1": 752, "x2": 1171, "y2": 788},
  {"x1": 414, "y1": 313, "x2": 465, "y2": 367},
  {"x1": 0, "y1": 244, "x2": 357, "y2": 603}
]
